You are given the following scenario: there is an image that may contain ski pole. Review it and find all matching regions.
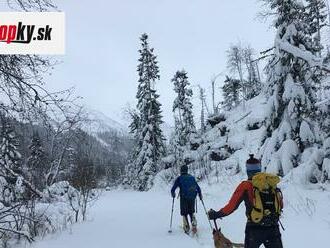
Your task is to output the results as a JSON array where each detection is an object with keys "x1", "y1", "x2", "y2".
[
  {"x1": 168, "y1": 197, "x2": 175, "y2": 233},
  {"x1": 213, "y1": 219, "x2": 219, "y2": 231},
  {"x1": 200, "y1": 198, "x2": 213, "y2": 231}
]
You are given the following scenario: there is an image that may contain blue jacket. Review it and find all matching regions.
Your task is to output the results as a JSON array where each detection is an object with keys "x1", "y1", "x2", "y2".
[{"x1": 171, "y1": 173, "x2": 202, "y2": 199}]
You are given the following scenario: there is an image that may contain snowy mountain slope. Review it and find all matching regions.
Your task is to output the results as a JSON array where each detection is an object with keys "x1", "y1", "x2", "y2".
[
  {"x1": 160, "y1": 90, "x2": 330, "y2": 189},
  {"x1": 82, "y1": 108, "x2": 128, "y2": 136},
  {"x1": 159, "y1": 94, "x2": 270, "y2": 179},
  {"x1": 202, "y1": 94, "x2": 269, "y2": 166},
  {"x1": 80, "y1": 108, "x2": 132, "y2": 152}
]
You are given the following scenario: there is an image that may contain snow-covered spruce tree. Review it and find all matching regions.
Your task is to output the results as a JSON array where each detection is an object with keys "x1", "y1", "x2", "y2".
[
  {"x1": 305, "y1": 0, "x2": 330, "y2": 183},
  {"x1": 170, "y1": 116, "x2": 186, "y2": 169},
  {"x1": 0, "y1": 122, "x2": 23, "y2": 202},
  {"x1": 128, "y1": 109, "x2": 141, "y2": 140},
  {"x1": 222, "y1": 76, "x2": 242, "y2": 110},
  {"x1": 122, "y1": 110, "x2": 140, "y2": 186},
  {"x1": 305, "y1": 0, "x2": 328, "y2": 56},
  {"x1": 27, "y1": 132, "x2": 46, "y2": 190},
  {"x1": 172, "y1": 70, "x2": 196, "y2": 144},
  {"x1": 0, "y1": 123, "x2": 21, "y2": 170},
  {"x1": 260, "y1": 0, "x2": 326, "y2": 182},
  {"x1": 170, "y1": 70, "x2": 196, "y2": 170},
  {"x1": 129, "y1": 33, "x2": 166, "y2": 191},
  {"x1": 306, "y1": 0, "x2": 328, "y2": 137}
]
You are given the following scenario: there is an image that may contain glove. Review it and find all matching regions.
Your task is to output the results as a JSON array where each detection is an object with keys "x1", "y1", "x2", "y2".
[
  {"x1": 171, "y1": 192, "x2": 176, "y2": 198},
  {"x1": 208, "y1": 209, "x2": 223, "y2": 220},
  {"x1": 198, "y1": 193, "x2": 203, "y2": 200}
]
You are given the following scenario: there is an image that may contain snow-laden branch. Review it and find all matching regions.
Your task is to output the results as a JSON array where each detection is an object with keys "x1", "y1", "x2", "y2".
[
  {"x1": 275, "y1": 35, "x2": 330, "y2": 73},
  {"x1": 276, "y1": 39, "x2": 323, "y2": 67},
  {"x1": 1, "y1": 162, "x2": 44, "y2": 199}
]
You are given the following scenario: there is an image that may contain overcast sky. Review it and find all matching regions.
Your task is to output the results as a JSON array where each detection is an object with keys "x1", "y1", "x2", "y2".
[
  {"x1": 46, "y1": 0, "x2": 283, "y2": 127},
  {"x1": 3, "y1": 0, "x2": 280, "y2": 126}
]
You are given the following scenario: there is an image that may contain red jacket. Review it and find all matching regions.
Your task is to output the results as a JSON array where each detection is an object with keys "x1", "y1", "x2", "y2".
[
  {"x1": 220, "y1": 180, "x2": 254, "y2": 218},
  {"x1": 219, "y1": 180, "x2": 283, "y2": 220}
]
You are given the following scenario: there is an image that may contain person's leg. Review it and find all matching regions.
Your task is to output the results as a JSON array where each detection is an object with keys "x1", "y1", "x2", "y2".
[
  {"x1": 187, "y1": 198, "x2": 197, "y2": 232},
  {"x1": 190, "y1": 214, "x2": 197, "y2": 227},
  {"x1": 180, "y1": 197, "x2": 188, "y2": 216},
  {"x1": 180, "y1": 198, "x2": 190, "y2": 233},
  {"x1": 182, "y1": 215, "x2": 190, "y2": 233},
  {"x1": 263, "y1": 226, "x2": 283, "y2": 248},
  {"x1": 245, "y1": 226, "x2": 263, "y2": 248},
  {"x1": 189, "y1": 213, "x2": 197, "y2": 234},
  {"x1": 190, "y1": 197, "x2": 196, "y2": 214},
  {"x1": 186, "y1": 198, "x2": 196, "y2": 223}
]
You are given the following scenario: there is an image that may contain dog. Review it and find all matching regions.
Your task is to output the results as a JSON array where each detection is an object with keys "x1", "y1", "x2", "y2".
[{"x1": 213, "y1": 228, "x2": 244, "y2": 248}]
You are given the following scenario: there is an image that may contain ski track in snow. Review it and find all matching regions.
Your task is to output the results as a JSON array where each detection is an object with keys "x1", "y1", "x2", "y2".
[{"x1": 17, "y1": 184, "x2": 330, "y2": 248}]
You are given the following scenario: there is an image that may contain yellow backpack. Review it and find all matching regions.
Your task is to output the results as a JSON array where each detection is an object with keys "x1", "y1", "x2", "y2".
[{"x1": 250, "y1": 173, "x2": 283, "y2": 225}]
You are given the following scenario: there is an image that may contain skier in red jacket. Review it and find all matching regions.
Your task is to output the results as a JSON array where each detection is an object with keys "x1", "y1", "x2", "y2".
[{"x1": 208, "y1": 154, "x2": 283, "y2": 248}]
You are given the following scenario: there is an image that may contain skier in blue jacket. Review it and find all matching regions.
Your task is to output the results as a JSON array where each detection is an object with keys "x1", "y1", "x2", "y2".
[{"x1": 171, "y1": 165, "x2": 202, "y2": 234}]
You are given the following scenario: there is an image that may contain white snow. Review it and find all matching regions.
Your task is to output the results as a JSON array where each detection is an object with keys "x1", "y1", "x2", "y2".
[
  {"x1": 16, "y1": 178, "x2": 330, "y2": 248},
  {"x1": 278, "y1": 139, "x2": 299, "y2": 175},
  {"x1": 299, "y1": 121, "x2": 315, "y2": 144}
]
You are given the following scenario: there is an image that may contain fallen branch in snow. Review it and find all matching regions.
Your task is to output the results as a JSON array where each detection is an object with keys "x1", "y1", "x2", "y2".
[{"x1": 234, "y1": 111, "x2": 252, "y2": 124}]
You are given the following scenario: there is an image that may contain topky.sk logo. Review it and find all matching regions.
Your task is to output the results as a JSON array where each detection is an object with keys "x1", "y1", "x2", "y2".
[
  {"x1": 0, "y1": 12, "x2": 65, "y2": 55},
  {"x1": 0, "y1": 22, "x2": 53, "y2": 44}
]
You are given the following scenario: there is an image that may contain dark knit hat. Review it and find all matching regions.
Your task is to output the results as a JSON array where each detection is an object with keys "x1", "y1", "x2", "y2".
[{"x1": 180, "y1": 165, "x2": 188, "y2": 174}]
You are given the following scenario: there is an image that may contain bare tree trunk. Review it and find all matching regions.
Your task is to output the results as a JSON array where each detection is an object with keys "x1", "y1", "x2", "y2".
[
  {"x1": 237, "y1": 62, "x2": 245, "y2": 110},
  {"x1": 211, "y1": 78, "x2": 216, "y2": 114}
]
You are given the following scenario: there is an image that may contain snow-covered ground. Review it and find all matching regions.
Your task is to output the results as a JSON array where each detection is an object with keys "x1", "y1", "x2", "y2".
[{"x1": 16, "y1": 178, "x2": 330, "y2": 248}]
